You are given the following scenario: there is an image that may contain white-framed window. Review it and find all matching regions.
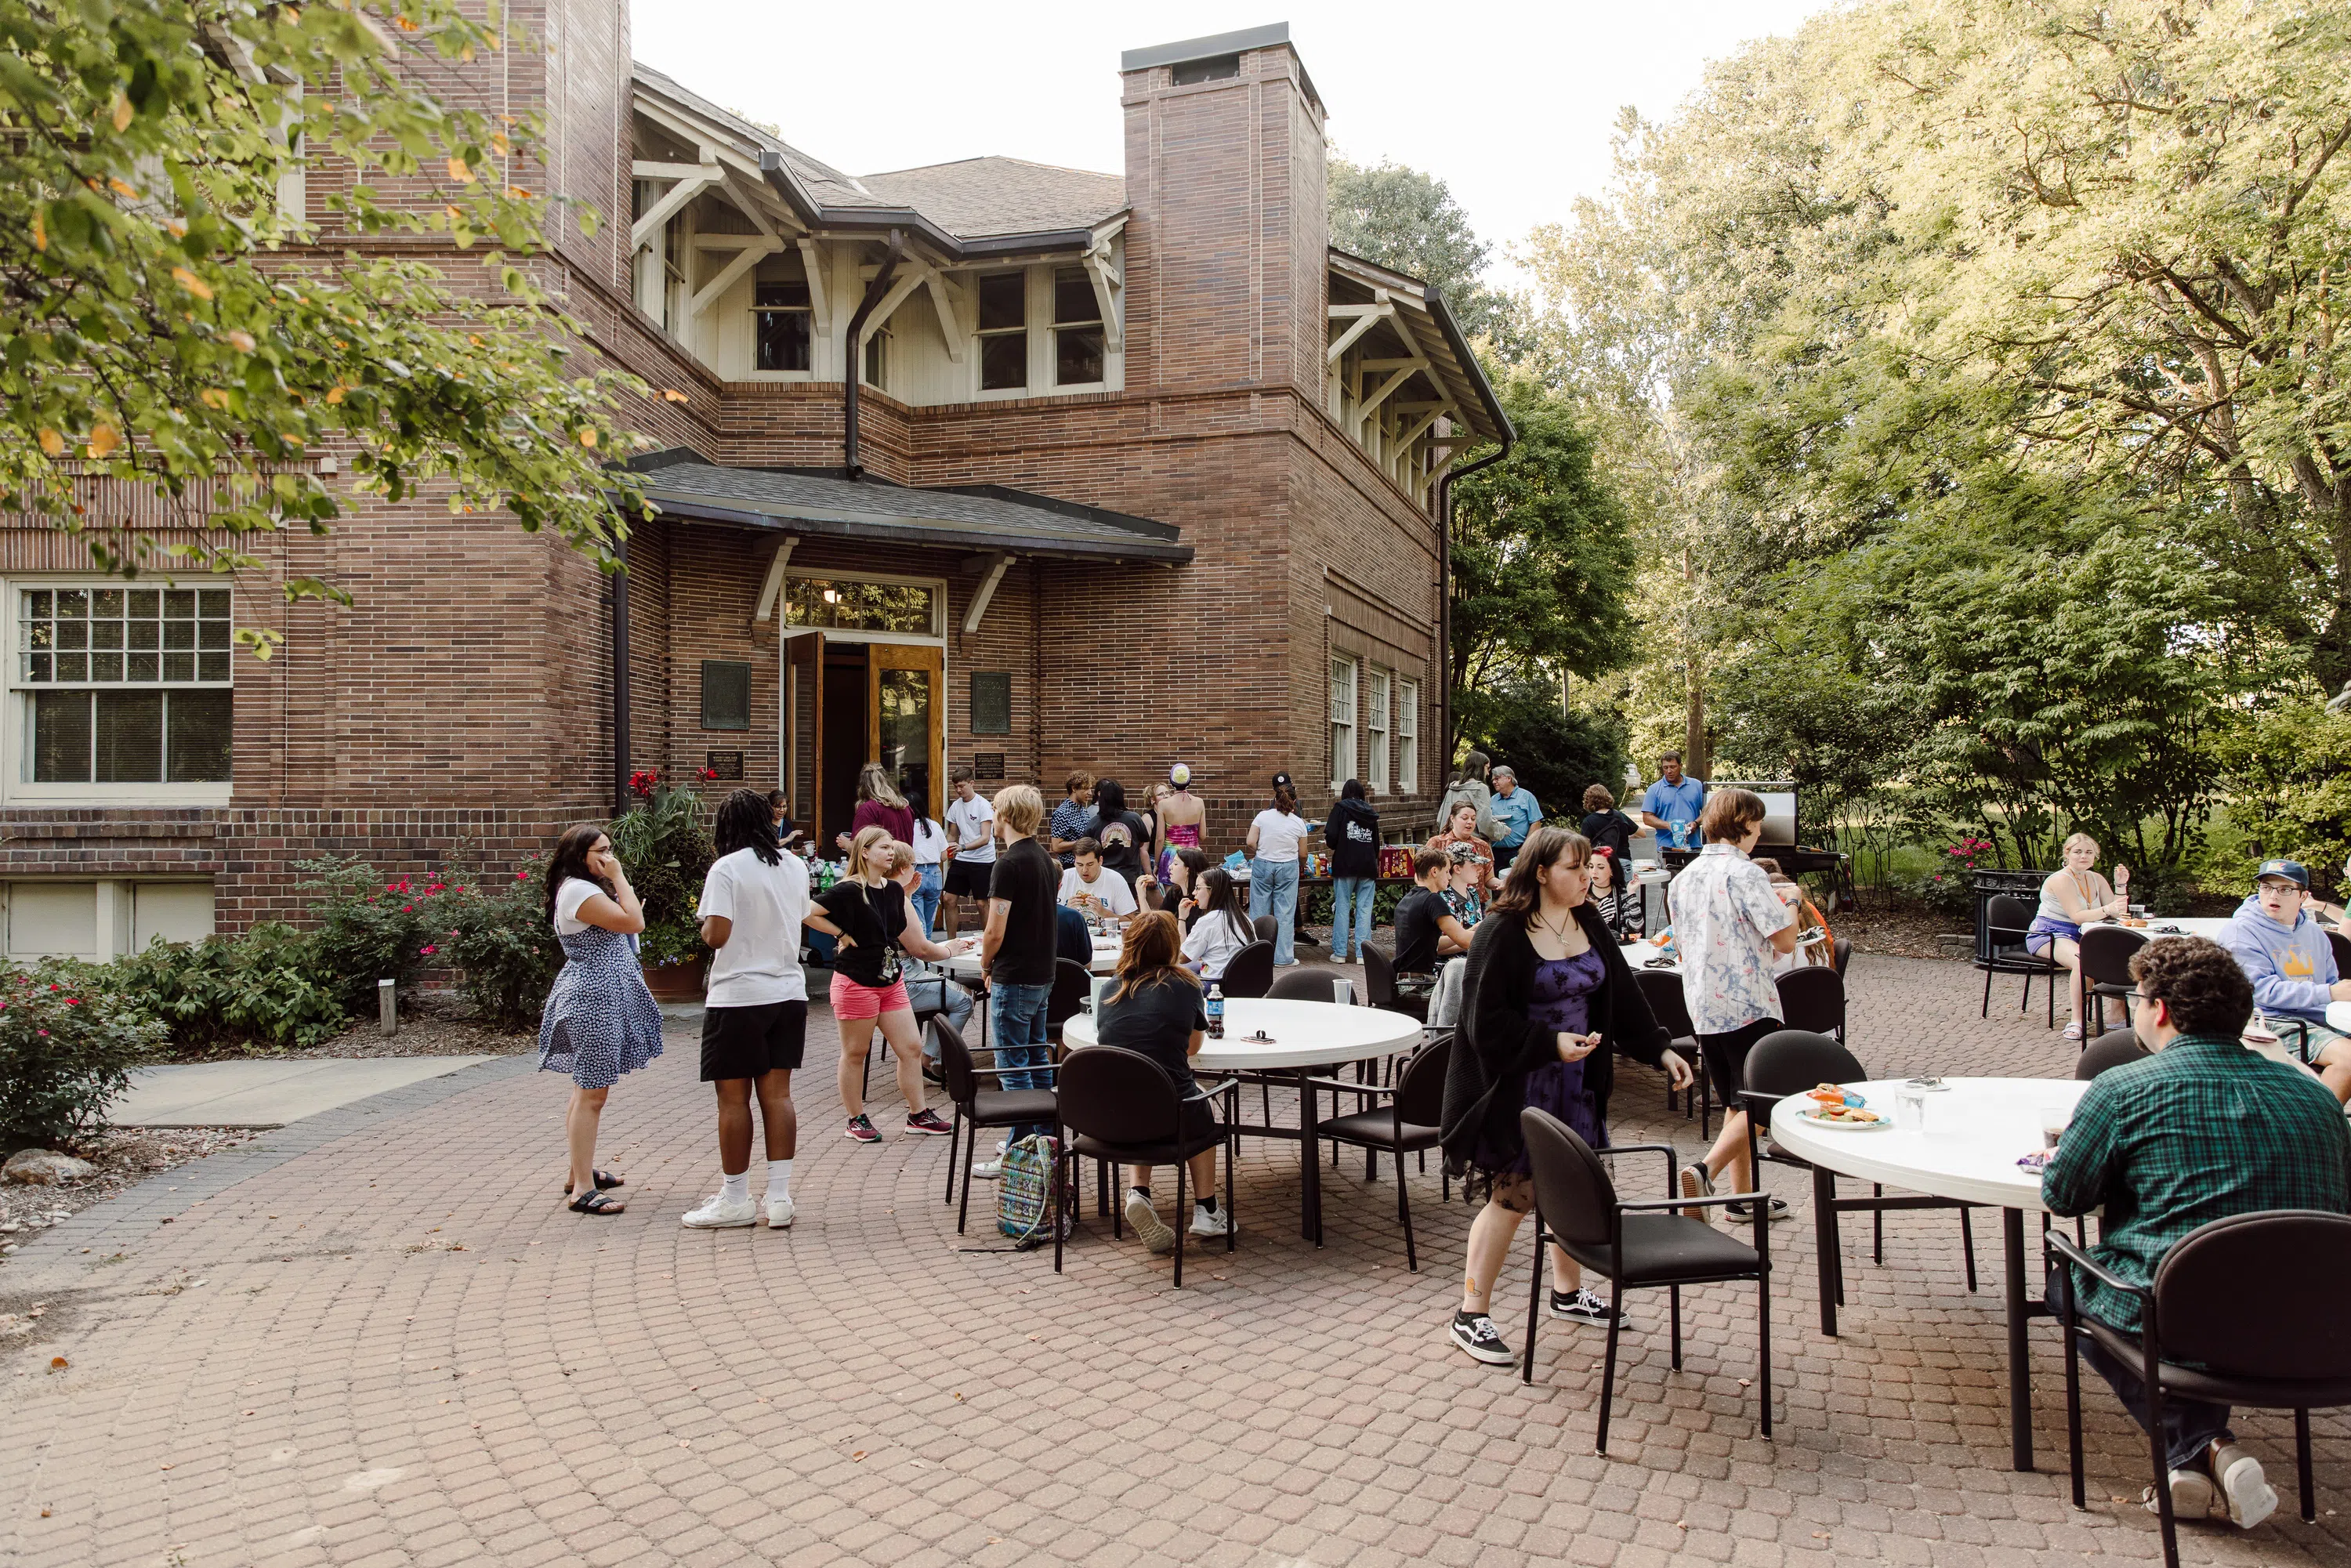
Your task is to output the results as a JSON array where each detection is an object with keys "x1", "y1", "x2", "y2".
[
  {"x1": 5, "y1": 582, "x2": 234, "y2": 803},
  {"x1": 1328, "y1": 654, "x2": 1357, "y2": 789},
  {"x1": 976, "y1": 272, "x2": 1027, "y2": 392},
  {"x1": 861, "y1": 322, "x2": 891, "y2": 391},
  {"x1": 754, "y1": 279, "x2": 813, "y2": 372},
  {"x1": 1366, "y1": 667, "x2": 1390, "y2": 794},
  {"x1": 781, "y1": 570, "x2": 947, "y2": 643},
  {"x1": 1396, "y1": 677, "x2": 1419, "y2": 794},
  {"x1": 1052, "y1": 266, "x2": 1106, "y2": 387}
]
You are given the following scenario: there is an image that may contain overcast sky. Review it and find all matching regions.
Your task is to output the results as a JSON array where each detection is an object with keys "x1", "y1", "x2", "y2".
[{"x1": 630, "y1": 2, "x2": 1829, "y2": 285}]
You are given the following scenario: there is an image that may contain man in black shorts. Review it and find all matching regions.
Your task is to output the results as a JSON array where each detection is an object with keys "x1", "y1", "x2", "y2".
[
  {"x1": 683, "y1": 789, "x2": 836, "y2": 1229},
  {"x1": 940, "y1": 766, "x2": 997, "y2": 937}
]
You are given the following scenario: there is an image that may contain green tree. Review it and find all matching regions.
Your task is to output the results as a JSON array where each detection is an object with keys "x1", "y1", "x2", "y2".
[
  {"x1": 1447, "y1": 378, "x2": 1639, "y2": 759},
  {"x1": 0, "y1": 1, "x2": 650, "y2": 655},
  {"x1": 1327, "y1": 155, "x2": 1521, "y2": 349}
]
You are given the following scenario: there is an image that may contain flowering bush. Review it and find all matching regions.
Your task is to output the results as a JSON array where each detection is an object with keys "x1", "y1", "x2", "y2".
[
  {"x1": 110, "y1": 922, "x2": 349, "y2": 1051},
  {"x1": 1895, "y1": 836, "x2": 1997, "y2": 918},
  {"x1": 605, "y1": 771, "x2": 713, "y2": 969},
  {"x1": 296, "y1": 856, "x2": 453, "y2": 1013},
  {"x1": 0, "y1": 962, "x2": 168, "y2": 1147},
  {"x1": 439, "y1": 868, "x2": 563, "y2": 1031}
]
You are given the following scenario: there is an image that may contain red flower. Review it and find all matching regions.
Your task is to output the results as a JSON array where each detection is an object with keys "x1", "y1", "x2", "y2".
[
  {"x1": 400, "y1": 905, "x2": 414, "y2": 914},
  {"x1": 46, "y1": 983, "x2": 56, "y2": 991},
  {"x1": 419, "y1": 944, "x2": 437, "y2": 956},
  {"x1": 63, "y1": 998, "x2": 78, "y2": 1005},
  {"x1": 515, "y1": 870, "x2": 527, "y2": 881},
  {"x1": 36, "y1": 1029, "x2": 45, "y2": 1037}
]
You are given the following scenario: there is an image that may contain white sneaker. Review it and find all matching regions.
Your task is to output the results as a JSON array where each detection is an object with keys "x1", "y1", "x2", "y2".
[
  {"x1": 1187, "y1": 1206, "x2": 1230, "y2": 1239},
  {"x1": 2211, "y1": 1443, "x2": 2278, "y2": 1529},
  {"x1": 1124, "y1": 1190, "x2": 1176, "y2": 1254},
  {"x1": 765, "y1": 1196, "x2": 795, "y2": 1229},
  {"x1": 2144, "y1": 1467, "x2": 2214, "y2": 1519},
  {"x1": 969, "y1": 1160, "x2": 1003, "y2": 1181},
  {"x1": 681, "y1": 1193, "x2": 757, "y2": 1229}
]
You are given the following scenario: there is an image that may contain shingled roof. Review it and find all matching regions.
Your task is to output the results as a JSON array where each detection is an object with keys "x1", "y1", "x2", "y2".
[{"x1": 860, "y1": 158, "x2": 1126, "y2": 241}]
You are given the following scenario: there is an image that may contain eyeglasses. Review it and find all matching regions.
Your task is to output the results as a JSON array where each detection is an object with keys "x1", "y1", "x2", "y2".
[{"x1": 2129, "y1": 990, "x2": 2155, "y2": 1009}]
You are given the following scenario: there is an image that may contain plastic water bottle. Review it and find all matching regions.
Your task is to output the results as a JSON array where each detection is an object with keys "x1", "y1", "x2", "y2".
[{"x1": 1205, "y1": 982, "x2": 1225, "y2": 1039}]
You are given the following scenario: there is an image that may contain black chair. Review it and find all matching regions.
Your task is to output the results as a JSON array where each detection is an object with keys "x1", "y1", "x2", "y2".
[
  {"x1": 1831, "y1": 937, "x2": 1853, "y2": 979},
  {"x1": 1268, "y1": 967, "x2": 1354, "y2": 1003},
  {"x1": 1741, "y1": 1030, "x2": 1978, "y2": 1334},
  {"x1": 1045, "y1": 957, "x2": 1092, "y2": 1045},
  {"x1": 932, "y1": 1017, "x2": 1059, "y2": 1233},
  {"x1": 1218, "y1": 940, "x2": 1275, "y2": 999},
  {"x1": 1361, "y1": 942, "x2": 1429, "y2": 1024},
  {"x1": 2052, "y1": 1211, "x2": 2351, "y2": 1566},
  {"x1": 1053, "y1": 1045, "x2": 1237, "y2": 1287},
  {"x1": 2075, "y1": 1029, "x2": 2149, "y2": 1081},
  {"x1": 1518, "y1": 1108, "x2": 1771, "y2": 1452},
  {"x1": 2078, "y1": 924, "x2": 2146, "y2": 1040},
  {"x1": 1979, "y1": 893, "x2": 2059, "y2": 1027},
  {"x1": 1252, "y1": 914, "x2": 1278, "y2": 943},
  {"x1": 2329, "y1": 927, "x2": 2351, "y2": 983},
  {"x1": 1774, "y1": 965, "x2": 1846, "y2": 1045},
  {"x1": 1309, "y1": 1037, "x2": 1449, "y2": 1269},
  {"x1": 1634, "y1": 967, "x2": 1710, "y2": 1137}
]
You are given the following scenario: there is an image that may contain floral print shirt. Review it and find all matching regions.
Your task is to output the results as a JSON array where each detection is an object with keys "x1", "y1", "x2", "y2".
[{"x1": 1668, "y1": 842, "x2": 1795, "y2": 1035}]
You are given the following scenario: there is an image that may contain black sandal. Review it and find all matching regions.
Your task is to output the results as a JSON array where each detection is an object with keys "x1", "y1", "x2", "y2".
[
  {"x1": 567, "y1": 1189, "x2": 626, "y2": 1215},
  {"x1": 563, "y1": 1169, "x2": 625, "y2": 1195}
]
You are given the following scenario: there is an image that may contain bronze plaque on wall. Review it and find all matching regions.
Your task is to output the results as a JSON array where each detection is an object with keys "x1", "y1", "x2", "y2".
[
  {"x1": 973, "y1": 753, "x2": 1005, "y2": 780},
  {"x1": 705, "y1": 751, "x2": 744, "y2": 780}
]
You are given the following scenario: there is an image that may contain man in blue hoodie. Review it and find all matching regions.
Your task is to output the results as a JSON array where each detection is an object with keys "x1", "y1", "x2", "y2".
[{"x1": 2221, "y1": 859, "x2": 2351, "y2": 1103}]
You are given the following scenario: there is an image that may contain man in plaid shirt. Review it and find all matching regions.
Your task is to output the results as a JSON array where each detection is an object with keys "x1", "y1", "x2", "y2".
[
  {"x1": 1047, "y1": 771, "x2": 1097, "y2": 869},
  {"x1": 2043, "y1": 936, "x2": 2351, "y2": 1532}
]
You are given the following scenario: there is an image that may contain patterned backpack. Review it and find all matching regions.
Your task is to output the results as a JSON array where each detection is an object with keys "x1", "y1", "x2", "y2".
[{"x1": 996, "y1": 1132, "x2": 1068, "y2": 1249}]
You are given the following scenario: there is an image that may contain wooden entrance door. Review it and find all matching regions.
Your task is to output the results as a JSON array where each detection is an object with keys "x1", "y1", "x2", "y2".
[
  {"x1": 869, "y1": 643, "x2": 944, "y2": 816},
  {"x1": 783, "y1": 632, "x2": 822, "y2": 846}
]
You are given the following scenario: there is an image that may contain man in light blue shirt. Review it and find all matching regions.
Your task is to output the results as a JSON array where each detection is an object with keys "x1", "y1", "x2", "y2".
[
  {"x1": 1639, "y1": 751, "x2": 1707, "y2": 851},
  {"x1": 1486, "y1": 766, "x2": 1543, "y2": 870}
]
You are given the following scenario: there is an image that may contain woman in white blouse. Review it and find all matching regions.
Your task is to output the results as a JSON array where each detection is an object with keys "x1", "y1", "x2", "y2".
[{"x1": 1181, "y1": 869, "x2": 1259, "y2": 981}]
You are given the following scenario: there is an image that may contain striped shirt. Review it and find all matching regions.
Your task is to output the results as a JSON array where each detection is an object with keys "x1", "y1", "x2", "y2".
[{"x1": 2042, "y1": 1036, "x2": 2350, "y2": 1331}]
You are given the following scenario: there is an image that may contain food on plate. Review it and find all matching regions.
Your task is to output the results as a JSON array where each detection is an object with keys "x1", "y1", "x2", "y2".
[
  {"x1": 1808, "y1": 1103, "x2": 1882, "y2": 1124},
  {"x1": 2121, "y1": 918, "x2": 2149, "y2": 928},
  {"x1": 1806, "y1": 1082, "x2": 1857, "y2": 1106}
]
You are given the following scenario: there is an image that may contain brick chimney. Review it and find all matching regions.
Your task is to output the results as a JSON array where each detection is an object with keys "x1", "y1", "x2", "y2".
[{"x1": 1119, "y1": 24, "x2": 1330, "y2": 401}]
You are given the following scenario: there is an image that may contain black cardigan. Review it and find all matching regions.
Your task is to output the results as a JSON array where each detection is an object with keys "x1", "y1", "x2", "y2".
[{"x1": 1438, "y1": 902, "x2": 1670, "y2": 1174}]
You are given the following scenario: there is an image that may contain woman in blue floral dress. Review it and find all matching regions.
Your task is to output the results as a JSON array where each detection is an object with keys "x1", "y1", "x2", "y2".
[{"x1": 539, "y1": 823, "x2": 665, "y2": 1214}]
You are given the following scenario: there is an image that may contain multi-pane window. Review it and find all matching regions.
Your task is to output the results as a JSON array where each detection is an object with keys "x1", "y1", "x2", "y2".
[
  {"x1": 18, "y1": 587, "x2": 232, "y2": 785},
  {"x1": 1053, "y1": 267, "x2": 1105, "y2": 386},
  {"x1": 754, "y1": 280, "x2": 812, "y2": 371},
  {"x1": 861, "y1": 324, "x2": 890, "y2": 390},
  {"x1": 1396, "y1": 679, "x2": 1420, "y2": 794},
  {"x1": 1366, "y1": 668, "x2": 1390, "y2": 793},
  {"x1": 1328, "y1": 655, "x2": 1357, "y2": 789},
  {"x1": 976, "y1": 273, "x2": 1027, "y2": 392},
  {"x1": 782, "y1": 578, "x2": 939, "y2": 635}
]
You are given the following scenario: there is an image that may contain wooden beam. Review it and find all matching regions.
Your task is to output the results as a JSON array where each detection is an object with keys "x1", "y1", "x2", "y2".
[
  {"x1": 1359, "y1": 356, "x2": 1427, "y2": 371},
  {"x1": 849, "y1": 264, "x2": 927, "y2": 352},
  {"x1": 1081, "y1": 241, "x2": 1123, "y2": 353},
  {"x1": 754, "y1": 537, "x2": 797, "y2": 621},
  {"x1": 797, "y1": 238, "x2": 831, "y2": 339},
  {"x1": 926, "y1": 271, "x2": 967, "y2": 364},
  {"x1": 631, "y1": 160, "x2": 708, "y2": 182},
  {"x1": 690, "y1": 237, "x2": 780, "y2": 316},
  {"x1": 1355, "y1": 364, "x2": 1420, "y2": 430},
  {"x1": 961, "y1": 553, "x2": 1013, "y2": 635},
  {"x1": 1395, "y1": 408, "x2": 1442, "y2": 452},
  {"x1": 1326, "y1": 297, "x2": 1393, "y2": 364},
  {"x1": 631, "y1": 168, "x2": 719, "y2": 251}
]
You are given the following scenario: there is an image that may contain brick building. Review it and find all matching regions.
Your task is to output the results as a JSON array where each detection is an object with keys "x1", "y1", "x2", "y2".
[{"x1": 0, "y1": 9, "x2": 1506, "y2": 955}]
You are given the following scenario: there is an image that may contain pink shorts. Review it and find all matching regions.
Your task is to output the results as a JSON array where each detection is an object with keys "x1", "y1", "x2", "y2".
[{"x1": 829, "y1": 973, "x2": 911, "y2": 1020}]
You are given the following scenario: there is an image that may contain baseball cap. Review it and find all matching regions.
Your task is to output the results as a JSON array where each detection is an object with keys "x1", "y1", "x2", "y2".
[
  {"x1": 1271, "y1": 771, "x2": 1293, "y2": 790},
  {"x1": 1446, "y1": 841, "x2": 1482, "y2": 863},
  {"x1": 1168, "y1": 762, "x2": 1191, "y2": 788},
  {"x1": 2256, "y1": 859, "x2": 2310, "y2": 889}
]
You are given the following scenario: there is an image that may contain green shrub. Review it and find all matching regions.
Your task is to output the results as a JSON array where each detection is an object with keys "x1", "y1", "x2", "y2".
[
  {"x1": 295, "y1": 856, "x2": 455, "y2": 1013},
  {"x1": 0, "y1": 961, "x2": 168, "y2": 1147},
  {"x1": 440, "y1": 868, "x2": 563, "y2": 1031},
  {"x1": 110, "y1": 922, "x2": 350, "y2": 1050},
  {"x1": 607, "y1": 772, "x2": 714, "y2": 962}
]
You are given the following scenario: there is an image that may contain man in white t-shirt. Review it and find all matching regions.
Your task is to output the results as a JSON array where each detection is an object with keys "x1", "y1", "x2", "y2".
[
  {"x1": 682, "y1": 790, "x2": 836, "y2": 1232},
  {"x1": 940, "y1": 767, "x2": 997, "y2": 938},
  {"x1": 1057, "y1": 838, "x2": 1138, "y2": 921}
]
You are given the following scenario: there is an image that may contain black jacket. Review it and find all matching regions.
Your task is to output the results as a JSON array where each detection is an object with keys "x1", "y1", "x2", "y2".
[
  {"x1": 1438, "y1": 902, "x2": 1668, "y2": 1174},
  {"x1": 1325, "y1": 797, "x2": 1381, "y2": 879}
]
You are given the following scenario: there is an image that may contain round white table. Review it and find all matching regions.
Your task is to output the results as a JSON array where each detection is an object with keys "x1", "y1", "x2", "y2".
[
  {"x1": 944, "y1": 939, "x2": 1120, "y2": 982},
  {"x1": 2076, "y1": 914, "x2": 2230, "y2": 943},
  {"x1": 1773, "y1": 1076, "x2": 2091, "y2": 1472},
  {"x1": 1063, "y1": 998, "x2": 1424, "y2": 1242}
]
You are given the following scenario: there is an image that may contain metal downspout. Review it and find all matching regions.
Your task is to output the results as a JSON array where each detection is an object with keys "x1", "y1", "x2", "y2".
[
  {"x1": 842, "y1": 230, "x2": 905, "y2": 479},
  {"x1": 610, "y1": 533, "x2": 632, "y2": 817}
]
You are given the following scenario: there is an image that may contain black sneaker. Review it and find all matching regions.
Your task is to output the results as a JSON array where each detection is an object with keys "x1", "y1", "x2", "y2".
[
  {"x1": 1450, "y1": 1310, "x2": 1515, "y2": 1366},
  {"x1": 1724, "y1": 1196, "x2": 1792, "y2": 1221},
  {"x1": 1551, "y1": 1287, "x2": 1631, "y2": 1326},
  {"x1": 843, "y1": 1114, "x2": 882, "y2": 1144}
]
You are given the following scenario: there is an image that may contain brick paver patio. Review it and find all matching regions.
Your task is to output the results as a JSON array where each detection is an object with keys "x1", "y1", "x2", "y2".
[{"x1": 5, "y1": 955, "x2": 2346, "y2": 1566}]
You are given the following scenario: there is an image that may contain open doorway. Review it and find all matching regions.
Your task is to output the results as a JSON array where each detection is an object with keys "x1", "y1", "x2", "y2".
[{"x1": 782, "y1": 632, "x2": 945, "y2": 854}]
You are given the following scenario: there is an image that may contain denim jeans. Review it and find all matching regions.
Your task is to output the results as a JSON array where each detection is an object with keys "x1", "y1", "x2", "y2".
[
  {"x1": 1249, "y1": 856, "x2": 1300, "y2": 965},
  {"x1": 907, "y1": 968, "x2": 973, "y2": 1056},
  {"x1": 2045, "y1": 1265, "x2": 2233, "y2": 1471},
  {"x1": 1329, "y1": 875, "x2": 1376, "y2": 961},
  {"x1": 910, "y1": 864, "x2": 943, "y2": 938},
  {"x1": 989, "y1": 980, "x2": 1053, "y2": 1139}
]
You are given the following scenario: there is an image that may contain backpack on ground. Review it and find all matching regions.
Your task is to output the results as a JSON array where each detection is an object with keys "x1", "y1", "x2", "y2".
[{"x1": 996, "y1": 1132, "x2": 1068, "y2": 1249}]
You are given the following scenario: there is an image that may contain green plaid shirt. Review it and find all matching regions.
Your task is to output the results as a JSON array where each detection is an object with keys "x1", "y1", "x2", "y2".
[{"x1": 2043, "y1": 1035, "x2": 2351, "y2": 1331}]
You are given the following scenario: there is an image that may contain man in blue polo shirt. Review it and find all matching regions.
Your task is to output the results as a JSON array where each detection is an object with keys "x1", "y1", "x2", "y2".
[
  {"x1": 1486, "y1": 766, "x2": 1543, "y2": 871},
  {"x1": 1639, "y1": 751, "x2": 1707, "y2": 851}
]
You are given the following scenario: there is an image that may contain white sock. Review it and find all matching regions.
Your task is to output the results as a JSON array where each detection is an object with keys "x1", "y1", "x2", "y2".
[
  {"x1": 720, "y1": 1170, "x2": 748, "y2": 1204},
  {"x1": 766, "y1": 1160, "x2": 792, "y2": 1202}
]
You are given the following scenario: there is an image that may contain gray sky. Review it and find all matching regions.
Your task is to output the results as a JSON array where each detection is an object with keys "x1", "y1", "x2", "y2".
[{"x1": 630, "y1": 2, "x2": 1828, "y2": 286}]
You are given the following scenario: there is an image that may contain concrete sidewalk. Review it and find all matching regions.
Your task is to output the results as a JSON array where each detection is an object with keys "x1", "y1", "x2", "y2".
[{"x1": 108, "y1": 1056, "x2": 497, "y2": 1128}]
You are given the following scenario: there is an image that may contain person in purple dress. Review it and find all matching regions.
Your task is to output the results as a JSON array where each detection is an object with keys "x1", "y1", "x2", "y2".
[{"x1": 1438, "y1": 826, "x2": 1697, "y2": 1366}]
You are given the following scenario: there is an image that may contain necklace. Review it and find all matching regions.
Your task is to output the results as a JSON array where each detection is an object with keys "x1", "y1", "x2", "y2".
[{"x1": 1536, "y1": 906, "x2": 1579, "y2": 946}]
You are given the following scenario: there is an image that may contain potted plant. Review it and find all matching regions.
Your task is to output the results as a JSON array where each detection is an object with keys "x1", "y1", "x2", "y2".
[{"x1": 606, "y1": 769, "x2": 718, "y2": 998}]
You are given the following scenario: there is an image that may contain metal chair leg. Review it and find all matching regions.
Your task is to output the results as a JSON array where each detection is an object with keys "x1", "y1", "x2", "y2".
[
  {"x1": 1961, "y1": 1207, "x2": 1979, "y2": 1291},
  {"x1": 1596, "y1": 1290, "x2": 1625, "y2": 1454},
  {"x1": 1172, "y1": 1153, "x2": 1186, "y2": 1288},
  {"x1": 1397, "y1": 1150, "x2": 1416, "y2": 1272},
  {"x1": 945, "y1": 1109, "x2": 963, "y2": 1206},
  {"x1": 1874, "y1": 1183, "x2": 1885, "y2": 1264},
  {"x1": 2297, "y1": 1408, "x2": 2317, "y2": 1522},
  {"x1": 1670, "y1": 1284, "x2": 1683, "y2": 1371},
  {"x1": 1520, "y1": 1217, "x2": 1544, "y2": 1384}
]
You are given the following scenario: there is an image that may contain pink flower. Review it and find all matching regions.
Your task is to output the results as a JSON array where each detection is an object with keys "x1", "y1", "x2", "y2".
[
  {"x1": 515, "y1": 871, "x2": 527, "y2": 881},
  {"x1": 36, "y1": 1029, "x2": 46, "y2": 1037},
  {"x1": 400, "y1": 905, "x2": 414, "y2": 914},
  {"x1": 63, "y1": 998, "x2": 78, "y2": 1005},
  {"x1": 419, "y1": 944, "x2": 437, "y2": 956}
]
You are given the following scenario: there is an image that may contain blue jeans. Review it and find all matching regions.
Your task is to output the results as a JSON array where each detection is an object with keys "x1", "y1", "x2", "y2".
[
  {"x1": 2046, "y1": 1265, "x2": 2233, "y2": 1470},
  {"x1": 1329, "y1": 876, "x2": 1376, "y2": 961},
  {"x1": 1250, "y1": 857, "x2": 1299, "y2": 965},
  {"x1": 910, "y1": 864, "x2": 943, "y2": 938},
  {"x1": 989, "y1": 980, "x2": 1053, "y2": 1139}
]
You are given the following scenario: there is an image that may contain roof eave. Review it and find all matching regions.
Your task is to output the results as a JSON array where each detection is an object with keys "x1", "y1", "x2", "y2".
[
  {"x1": 1326, "y1": 248, "x2": 1512, "y2": 444},
  {"x1": 638, "y1": 494, "x2": 1193, "y2": 564}
]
